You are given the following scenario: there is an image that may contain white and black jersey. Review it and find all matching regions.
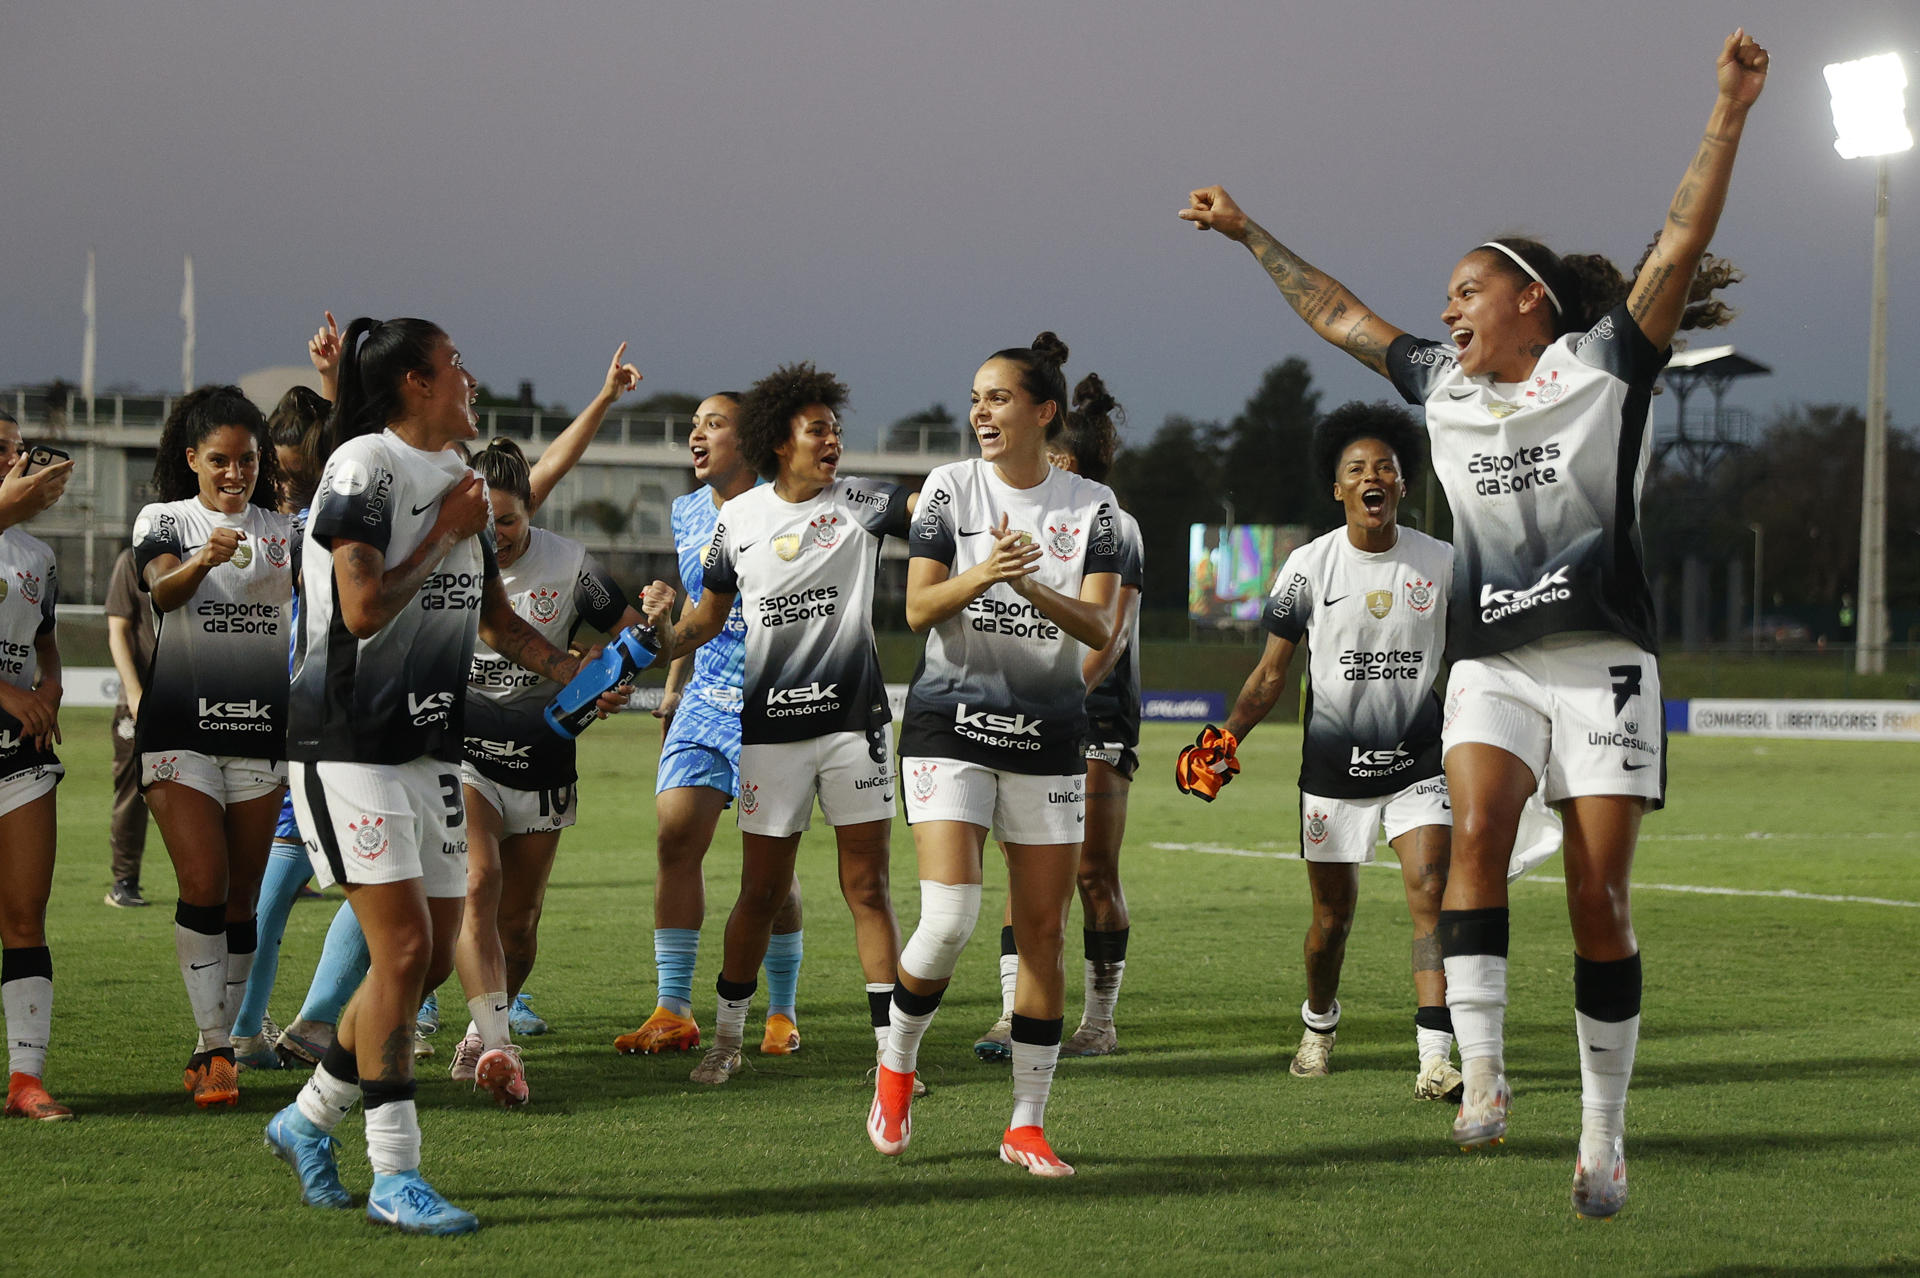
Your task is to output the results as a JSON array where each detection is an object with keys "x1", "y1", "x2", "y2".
[
  {"x1": 901, "y1": 459, "x2": 1125, "y2": 775},
  {"x1": 702, "y1": 476, "x2": 910, "y2": 745},
  {"x1": 1386, "y1": 303, "x2": 1667, "y2": 660},
  {"x1": 289, "y1": 431, "x2": 497, "y2": 766},
  {"x1": 1084, "y1": 506, "x2": 1144, "y2": 747},
  {"x1": 0, "y1": 527, "x2": 59, "y2": 781},
  {"x1": 131, "y1": 499, "x2": 293, "y2": 757},
  {"x1": 1263, "y1": 526, "x2": 1452, "y2": 799},
  {"x1": 464, "y1": 527, "x2": 628, "y2": 790}
]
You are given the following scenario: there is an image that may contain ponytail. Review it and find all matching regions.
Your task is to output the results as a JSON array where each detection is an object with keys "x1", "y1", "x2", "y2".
[
  {"x1": 1057, "y1": 372, "x2": 1122, "y2": 482},
  {"x1": 475, "y1": 436, "x2": 533, "y2": 507},
  {"x1": 986, "y1": 331, "x2": 1071, "y2": 440},
  {"x1": 315, "y1": 316, "x2": 445, "y2": 477}
]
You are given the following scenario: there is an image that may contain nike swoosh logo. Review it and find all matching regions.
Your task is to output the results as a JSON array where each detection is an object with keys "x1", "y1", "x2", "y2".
[
  {"x1": 1323, "y1": 594, "x2": 1349, "y2": 607},
  {"x1": 189, "y1": 960, "x2": 221, "y2": 971},
  {"x1": 1587, "y1": 1044, "x2": 1611, "y2": 1053},
  {"x1": 1622, "y1": 762, "x2": 1648, "y2": 772},
  {"x1": 493, "y1": 1005, "x2": 509, "y2": 1014},
  {"x1": 411, "y1": 501, "x2": 436, "y2": 516},
  {"x1": 369, "y1": 1199, "x2": 400, "y2": 1223},
  {"x1": 1446, "y1": 387, "x2": 1477, "y2": 400},
  {"x1": 957, "y1": 528, "x2": 988, "y2": 537}
]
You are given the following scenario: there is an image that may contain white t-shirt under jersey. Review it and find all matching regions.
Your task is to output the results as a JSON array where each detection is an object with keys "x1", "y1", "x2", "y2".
[
  {"x1": 1263, "y1": 525, "x2": 1452, "y2": 799},
  {"x1": 902, "y1": 459, "x2": 1125, "y2": 776}
]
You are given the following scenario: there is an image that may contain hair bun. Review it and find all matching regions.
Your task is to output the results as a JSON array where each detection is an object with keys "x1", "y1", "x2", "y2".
[
  {"x1": 1071, "y1": 372, "x2": 1115, "y2": 418},
  {"x1": 1030, "y1": 331, "x2": 1070, "y2": 365}
]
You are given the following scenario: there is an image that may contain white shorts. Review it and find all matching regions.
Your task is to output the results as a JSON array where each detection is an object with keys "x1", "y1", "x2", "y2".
[
  {"x1": 1443, "y1": 632, "x2": 1664, "y2": 808},
  {"x1": 290, "y1": 758, "x2": 469, "y2": 898},
  {"x1": 460, "y1": 763, "x2": 577, "y2": 837},
  {"x1": 902, "y1": 756, "x2": 1084, "y2": 846},
  {"x1": 738, "y1": 728, "x2": 896, "y2": 837},
  {"x1": 0, "y1": 765, "x2": 61, "y2": 820},
  {"x1": 1299, "y1": 774, "x2": 1452, "y2": 864},
  {"x1": 142, "y1": 751, "x2": 285, "y2": 806}
]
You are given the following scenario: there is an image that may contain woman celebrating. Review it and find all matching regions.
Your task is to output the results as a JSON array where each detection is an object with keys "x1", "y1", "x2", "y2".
[
  {"x1": 655, "y1": 364, "x2": 906, "y2": 1085},
  {"x1": 132, "y1": 386, "x2": 292, "y2": 1109},
  {"x1": 873, "y1": 334, "x2": 1122, "y2": 1178},
  {"x1": 263, "y1": 317, "x2": 583, "y2": 1235},
  {"x1": 1181, "y1": 30, "x2": 1767, "y2": 1216},
  {"x1": 0, "y1": 416, "x2": 75, "y2": 1120}
]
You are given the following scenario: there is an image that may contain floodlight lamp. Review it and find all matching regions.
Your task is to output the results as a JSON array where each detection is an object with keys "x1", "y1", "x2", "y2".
[{"x1": 1825, "y1": 52, "x2": 1913, "y2": 159}]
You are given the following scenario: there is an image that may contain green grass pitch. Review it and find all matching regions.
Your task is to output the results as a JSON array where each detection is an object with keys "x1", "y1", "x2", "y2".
[{"x1": 3, "y1": 710, "x2": 1916, "y2": 1274}]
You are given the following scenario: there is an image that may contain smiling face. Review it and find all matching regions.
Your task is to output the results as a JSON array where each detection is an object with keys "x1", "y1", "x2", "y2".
[
  {"x1": 970, "y1": 357, "x2": 1056, "y2": 466},
  {"x1": 772, "y1": 403, "x2": 842, "y2": 492},
  {"x1": 186, "y1": 424, "x2": 261, "y2": 513},
  {"x1": 1441, "y1": 250, "x2": 1555, "y2": 380},
  {"x1": 690, "y1": 395, "x2": 748, "y2": 491},
  {"x1": 490, "y1": 487, "x2": 532, "y2": 569},
  {"x1": 1333, "y1": 436, "x2": 1404, "y2": 534}
]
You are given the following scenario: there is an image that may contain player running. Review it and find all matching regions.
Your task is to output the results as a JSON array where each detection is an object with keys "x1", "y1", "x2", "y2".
[
  {"x1": 1179, "y1": 28, "x2": 1766, "y2": 1216},
  {"x1": 132, "y1": 386, "x2": 293, "y2": 1108},
  {"x1": 0, "y1": 414, "x2": 76, "y2": 1121},
  {"x1": 615, "y1": 392, "x2": 806, "y2": 1058},
  {"x1": 1177, "y1": 402, "x2": 1462, "y2": 1101},
  {"x1": 653, "y1": 364, "x2": 908, "y2": 1085},
  {"x1": 872, "y1": 333, "x2": 1123, "y2": 1178},
  {"x1": 446, "y1": 433, "x2": 660, "y2": 1100},
  {"x1": 976, "y1": 374, "x2": 1143, "y2": 1060},
  {"x1": 264, "y1": 316, "x2": 584, "y2": 1235}
]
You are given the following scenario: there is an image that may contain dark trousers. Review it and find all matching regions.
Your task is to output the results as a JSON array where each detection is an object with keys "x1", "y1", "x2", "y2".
[{"x1": 110, "y1": 706, "x2": 149, "y2": 884}]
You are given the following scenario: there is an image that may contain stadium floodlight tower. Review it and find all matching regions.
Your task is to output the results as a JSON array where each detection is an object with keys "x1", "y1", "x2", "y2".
[{"x1": 1825, "y1": 52, "x2": 1912, "y2": 675}]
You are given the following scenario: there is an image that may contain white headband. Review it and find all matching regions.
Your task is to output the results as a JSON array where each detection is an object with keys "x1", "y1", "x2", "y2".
[{"x1": 1478, "y1": 241, "x2": 1563, "y2": 316}]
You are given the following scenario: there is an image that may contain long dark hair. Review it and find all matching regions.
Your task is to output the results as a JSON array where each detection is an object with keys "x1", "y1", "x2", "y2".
[
  {"x1": 314, "y1": 316, "x2": 445, "y2": 476},
  {"x1": 1055, "y1": 372, "x2": 1122, "y2": 482},
  {"x1": 985, "y1": 331, "x2": 1070, "y2": 441},
  {"x1": 267, "y1": 385, "x2": 330, "y2": 511},
  {"x1": 475, "y1": 436, "x2": 533, "y2": 507},
  {"x1": 1477, "y1": 237, "x2": 1741, "y2": 338},
  {"x1": 152, "y1": 385, "x2": 280, "y2": 510}
]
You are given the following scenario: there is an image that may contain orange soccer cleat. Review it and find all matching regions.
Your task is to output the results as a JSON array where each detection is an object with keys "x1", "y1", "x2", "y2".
[
  {"x1": 6, "y1": 1073, "x2": 74, "y2": 1121},
  {"x1": 999, "y1": 1125, "x2": 1074, "y2": 1178},
  {"x1": 614, "y1": 1006, "x2": 702, "y2": 1055},
  {"x1": 759, "y1": 1013, "x2": 800, "y2": 1055}
]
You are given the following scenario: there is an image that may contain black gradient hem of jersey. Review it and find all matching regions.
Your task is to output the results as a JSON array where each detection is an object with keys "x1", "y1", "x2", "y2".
[{"x1": 300, "y1": 766, "x2": 349, "y2": 886}]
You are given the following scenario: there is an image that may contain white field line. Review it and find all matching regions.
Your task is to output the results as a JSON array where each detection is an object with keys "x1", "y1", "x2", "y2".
[{"x1": 1148, "y1": 841, "x2": 1920, "y2": 909}]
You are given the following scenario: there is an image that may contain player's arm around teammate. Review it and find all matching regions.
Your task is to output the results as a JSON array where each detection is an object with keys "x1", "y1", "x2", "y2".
[
  {"x1": 134, "y1": 387, "x2": 293, "y2": 1109},
  {"x1": 875, "y1": 334, "x2": 1121, "y2": 1178},
  {"x1": 655, "y1": 365, "x2": 911, "y2": 1085},
  {"x1": 0, "y1": 414, "x2": 74, "y2": 1120}
]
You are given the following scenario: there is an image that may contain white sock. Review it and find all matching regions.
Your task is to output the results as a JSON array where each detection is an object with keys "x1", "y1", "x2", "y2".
[
  {"x1": 365, "y1": 1098, "x2": 422, "y2": 1176},
  {"x1": 1443, "y1": 954, "x2": 1507, "y2": 1077},
  {"x1": 1301, "y1": 999, "x2": 1340, "y2": 1034},
  {"x1": 714, "y1": 989, "x2": 751, "y2": 1050},
  {"x1": 2, "y1": 976, "x2": 52, "y2": 1078},
  {"x1": 883, "y1": 1001, "x2": 936, "y2": 1075},
  {"x1": 1416, "y1": 1025, "x2": 1456, "y2": 1063},
  {"x1": 998, "y1": 953, "x2": 1018, "y2": 1019},
  {"x1": 1009, "y1": 1037, "x2": 1060, "y2": 1129},
  {"x1": 1082, "y1": 959, "x2": 1125, "y2": 1029},
  {"x1": 296, "y1": 1063, "x2": 361, "y2": 1132},
  {"x1": 225, "y1": 949, "x2": 256, "y2": 1035},
  {"x1": 1576, "y1": 1011, "x2": 1639, "y2": 1155},
  {"x1": 468, "y1": 992, "x2": 510, "y2": 1050},
  {"x1": 176, "y1": 925, "x2": 231, "y2": 1051}
]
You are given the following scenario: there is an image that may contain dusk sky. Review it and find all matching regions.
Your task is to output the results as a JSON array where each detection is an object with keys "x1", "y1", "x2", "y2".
[{"x1": 4, "y1": 1, "x2": 1917, "y2": 445}]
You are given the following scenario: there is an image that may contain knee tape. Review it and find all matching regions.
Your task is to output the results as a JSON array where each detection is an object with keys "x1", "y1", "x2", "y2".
[{"x1": 898, "y1": 881, "x2": 981, "y2": 982}]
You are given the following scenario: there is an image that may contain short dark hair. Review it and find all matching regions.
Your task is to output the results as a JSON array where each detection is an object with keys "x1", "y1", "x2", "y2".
[
  {"x1": 738, "y1": 363, "x2": 848, "y2": 479},
  {"x1": 152, "y1": 385, "x2": 281, "y2": 510},
  {"x1": 1311, "y1": 401, "x2": 1424, "y2": 491},
  {"x1": 984, "y1": 331, "x2": 1070, "y2": 441}
]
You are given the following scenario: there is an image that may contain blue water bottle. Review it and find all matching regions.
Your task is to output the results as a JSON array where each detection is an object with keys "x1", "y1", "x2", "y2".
[{"x1": 543, "y1": 625, "x2": 661, "y2": 738}]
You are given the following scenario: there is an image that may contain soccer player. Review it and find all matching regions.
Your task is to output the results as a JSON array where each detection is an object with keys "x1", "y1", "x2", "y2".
[
  {"x1": 0, "y1": 414, "x2": 76, "y2": 1120},
  {"x1": 1179, "y1": 28, "x2": 1767, "y2": 1216},
  {"x1": 872, "y1": 333, "x2": 1123, "y2": 1178},
  {"x1": 654, "y1": 365, "x2": 907, "y2": 1085},
  {"x1": 264, "y1": 316, "x2": 584, "y2": 1235},
  {"x1": 976, "y1": 373, "x2": 1143, "y2": 1060},
  {"x1": 1178, "y1": 402, "x2": 1462, "y2": 1101},
  {"x1": 615, "y1": 392, "x2": 805, "y2": 1058},
  {"x1": 446, "y1": 433, "x2": 661, "y2": 1101},
  {"x1": 103, "y1": 545, "x2": 156, "y2": 910},
  {"x1": 132, "y1": 386, "x2": 293, "y2": 1108}
]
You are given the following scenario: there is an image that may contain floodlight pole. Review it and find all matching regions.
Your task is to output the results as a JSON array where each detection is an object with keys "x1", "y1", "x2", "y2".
[
  {"x1": 1855, "y1": 157, "x2": 1890, "y2": 675},
  {"x1": 1749, "y1": 522, "x2": 1763, "y2": 651}
]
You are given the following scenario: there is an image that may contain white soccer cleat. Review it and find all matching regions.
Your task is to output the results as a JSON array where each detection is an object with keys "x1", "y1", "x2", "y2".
[
  {"x1": 1453, "y1": 1072, "x2": 1511, "y2": 1150},
  {"x1": 1573, "y1": 1137, "x2": 1628, "y2": 1219},
  {"x1": 1062, "y1": 1021, "x2": 1117, "y2": 1057},
  {"x1": 688, "y1": 1043, "x2": 743, "y2": 1085},
  {"x1": 448, "y1": 1031, "x2": 483, "y2": 1083},
  {"x1": 1414, "y1": 1055, "x2": 1465, "y2": 1102},
  {"x1": 1289, "y1": 1027, "x2": 1335, "y2": 1077}
]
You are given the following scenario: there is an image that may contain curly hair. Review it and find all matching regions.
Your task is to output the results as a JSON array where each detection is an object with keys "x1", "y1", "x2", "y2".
[
  {"x1": 1311, "y1": 401, "x2": 1425, "y2": 491},
  {"x1": 1479, "y1": 236, "x2": 1742, "y2": 338},
  {"x1": 475, "y1": 436, "x2": 533, "y2": 507},
  {"x1": 738, "y1": 363, "x2": 849, "y2": 479},
  {"x1": 984, "y1": 331, "x2": 1071, "y2": 440},
  {"x1": 152, "y1": 385, "x2": 281, "y2": 510},
  {"x1": 1054, "y1": 372, "x2": 1123, "y2": 482}
]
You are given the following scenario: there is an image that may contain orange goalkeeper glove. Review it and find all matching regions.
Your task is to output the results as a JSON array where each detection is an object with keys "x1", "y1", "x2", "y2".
[{"x1": 1174, "y1": 724, "x2": 1240, "y2": 801}]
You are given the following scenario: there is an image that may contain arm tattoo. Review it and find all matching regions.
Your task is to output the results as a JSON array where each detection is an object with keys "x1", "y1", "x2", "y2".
[
  {"x1": 341, "y1": 543, "x2": 382, "y2": 589},
  {"x1": 1631, "y1": 264, "x2": 1677, "y2": 322},
  {"x1": 1344, "y1": 316, "x2": 1389, "y2": 374},
  {"x1": 490, "y1": 613, "x2": 574, "y2": 682}
]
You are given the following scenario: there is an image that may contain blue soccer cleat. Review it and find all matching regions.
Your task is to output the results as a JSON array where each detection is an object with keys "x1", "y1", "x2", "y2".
[
  {"x1": 416, "y1": 993, "x2": 440, "y2": 1036},
  {"x1": 365, "y1": 1170, "x2": 479, "y2": 1236},
  {"x1": 508, "y1": 993, "x2": 549, "y2": 1036},
  {"x1": 264, "y1": 1105, "x2": 353, "y2": 1209}
]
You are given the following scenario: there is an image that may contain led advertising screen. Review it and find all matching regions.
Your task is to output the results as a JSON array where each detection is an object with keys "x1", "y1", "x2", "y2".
[{"x1": 1188, "y1": 523, "x2": 1314, "y2": 629}]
